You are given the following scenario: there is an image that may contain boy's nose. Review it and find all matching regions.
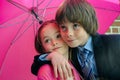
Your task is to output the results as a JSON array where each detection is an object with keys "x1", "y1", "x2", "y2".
[{"x1": 67, "y1": 30, "x2": 73, "y2": 37}]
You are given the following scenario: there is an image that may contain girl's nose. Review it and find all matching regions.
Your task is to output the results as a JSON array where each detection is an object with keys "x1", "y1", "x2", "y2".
[{"x1": 52, "y1": 40, "x2": 58, "y2": 46}]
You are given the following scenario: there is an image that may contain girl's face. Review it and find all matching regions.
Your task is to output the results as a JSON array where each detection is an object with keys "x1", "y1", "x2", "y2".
[
  {"x1": 59, "y1": 20, "x2": 90, "y2": 47},
  {"x1": 40, "y1": 23, "x2": 69, "y2": 55}
]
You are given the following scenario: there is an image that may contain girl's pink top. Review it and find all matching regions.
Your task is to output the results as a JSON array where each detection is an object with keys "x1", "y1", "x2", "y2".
[{"x1": 37, "y1": 62, "x2": 83, "y2": 80}]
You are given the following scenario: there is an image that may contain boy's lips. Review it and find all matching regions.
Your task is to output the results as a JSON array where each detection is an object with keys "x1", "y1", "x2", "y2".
[{"x1": 67, "y1": 39, "x2": 75, "y2": 42}]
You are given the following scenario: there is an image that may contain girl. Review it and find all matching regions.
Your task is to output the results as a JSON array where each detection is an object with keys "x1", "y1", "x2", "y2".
[{"x1": 35, "y1": 20, "x2": 83, "y2": 80}]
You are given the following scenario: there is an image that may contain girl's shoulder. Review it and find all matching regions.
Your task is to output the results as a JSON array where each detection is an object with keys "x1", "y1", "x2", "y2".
[{"x1": 37, "y1": 64, "x2": 56, "y2": 80}]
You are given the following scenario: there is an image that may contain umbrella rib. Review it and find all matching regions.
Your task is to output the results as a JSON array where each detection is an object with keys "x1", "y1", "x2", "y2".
[
  {"x1": 32, "y1": 19, "x2": 36, "y2": 37},
  {"x1": 43, "y1": 10, "x2": 57, "y2": 20},
  {"x1": 32, "y1": 17, "x2": 39, "y2": 37},
  {"x1": 11, "y1": 19, "x2": 34, "y2": 44},
  {"x1": 38, "y1": 6, "x2": 58, "y2": 17},
  {"x1": 38, "y1": 6, "x2": 58, "y2": 10},
  {"x1": 11, "y1": 14, "x2": 31, "y2": 44},
  {"x1": 7, "y1": 0, "x2": 29, "y2": 12},
  {"x1": 31, "y1": 4, "x2": 40, "y2": 36},
  {"x1": 0, "y1": 20, "x2": 33, "y2": 71},
  {"x1": 0, "y1": 13, "x2": 28, "y2": 28},
  {"x1": 42, "y1": 0, "x2": 53, "y2": 18},
  {"x1": 0, "y1": 16, "x2": 37, "y2": 71},
  {"x1": 0, "y1": 42, "x2": 13, "y2": 72},
  {"x1": 38, "y1": 0, "x2": 45, "y2": 7}
]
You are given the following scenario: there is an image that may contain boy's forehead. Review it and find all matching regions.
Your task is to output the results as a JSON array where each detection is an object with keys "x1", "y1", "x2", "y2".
[{"x1": 59, "y1": 18, "x2": 70, "y2": 24}]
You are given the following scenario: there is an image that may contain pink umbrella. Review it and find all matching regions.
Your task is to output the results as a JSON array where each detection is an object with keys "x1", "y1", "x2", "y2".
[
  {"x1": 0, "y1": 0, "x2": 120, "y2": 80},
  {"x1": 87, "y1": 0, "x2": 120, "y2": 33},
  {"x1": 0, "y1": 0, "x2": 63, "y2": 80}
]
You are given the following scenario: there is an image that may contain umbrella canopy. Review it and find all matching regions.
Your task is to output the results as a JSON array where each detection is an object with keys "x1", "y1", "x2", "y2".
[
  {"x1": 0, "y1": 0, "x2": 63, "y2": 80},
  {"x1": 88, "y1": 0, "x2": 120, "y2": 33},
  {"x1": 0, "y1": 0, "x2": 120, "y2": 80}
]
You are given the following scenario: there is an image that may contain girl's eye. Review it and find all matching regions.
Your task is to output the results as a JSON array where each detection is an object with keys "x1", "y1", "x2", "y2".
[
  {"x1": 44, "y1": 39, "x2": 50, "y2": 43},
  {"x1": 56, "y1": 34, "x2": 61, "y2": 39}
]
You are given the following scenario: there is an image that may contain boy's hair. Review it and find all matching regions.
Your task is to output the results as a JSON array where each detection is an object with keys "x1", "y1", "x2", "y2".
[
  {"x1": 35, "y1": 20, "x2": 59, "y2": 54},
  {"x1": 55, "y1": 0, "x2": 98, "y2": 35}
]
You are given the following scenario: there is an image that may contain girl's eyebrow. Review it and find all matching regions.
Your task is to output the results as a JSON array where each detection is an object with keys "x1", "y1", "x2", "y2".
[{"x1": 43, "y1": 36, "x2": 48, "y2": 40}]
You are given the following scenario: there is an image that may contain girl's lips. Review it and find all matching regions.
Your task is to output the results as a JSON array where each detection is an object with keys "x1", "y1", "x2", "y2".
[{"x1": 53, "y1": 47, "x2": 61, "y2": 50}]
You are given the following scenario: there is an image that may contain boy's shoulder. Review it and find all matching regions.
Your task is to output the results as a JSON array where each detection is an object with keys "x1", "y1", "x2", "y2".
[{"x1": 100, "y1": 34, "x2": 120, "y2": 40}]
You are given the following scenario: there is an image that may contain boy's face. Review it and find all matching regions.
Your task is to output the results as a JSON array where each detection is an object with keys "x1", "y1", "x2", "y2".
[
  {"x1": 59, "y1": 20, "x2": 90, "y2": 47},
  {"x1": 40, "y1": 23, "x2": 68, "y2": 55}
]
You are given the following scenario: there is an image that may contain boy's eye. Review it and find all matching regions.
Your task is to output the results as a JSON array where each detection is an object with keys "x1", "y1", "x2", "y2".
[
  {"x1": 73, "y1": 23, "x2": 79, "y2": 29},
  {"x1": 60, "y1": 25, "x2": 66, "y2": 31}
]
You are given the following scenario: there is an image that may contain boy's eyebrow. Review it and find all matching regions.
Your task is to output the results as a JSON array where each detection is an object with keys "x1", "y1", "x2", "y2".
[{"x1": 59, "y1": 24, "x2": 65, "y2": 27}]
